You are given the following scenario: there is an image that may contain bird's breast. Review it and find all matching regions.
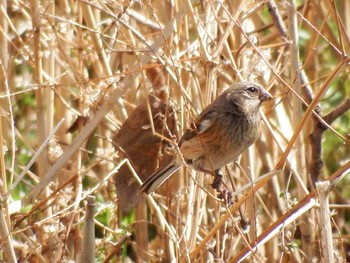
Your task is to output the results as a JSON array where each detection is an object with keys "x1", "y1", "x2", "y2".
[{"x1": 180, "y1": 113, "x2": 261, "y2": 171}]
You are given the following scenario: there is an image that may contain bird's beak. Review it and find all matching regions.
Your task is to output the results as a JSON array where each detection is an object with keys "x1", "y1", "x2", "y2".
[{"x1": 259, "y1": 90, "x2": 272, "y2": 102}]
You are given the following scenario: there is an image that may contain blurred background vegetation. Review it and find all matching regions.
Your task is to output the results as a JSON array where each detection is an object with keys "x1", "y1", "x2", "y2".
[{"x1": 0, "y1": 0, "x2": 349, "y2": 262}]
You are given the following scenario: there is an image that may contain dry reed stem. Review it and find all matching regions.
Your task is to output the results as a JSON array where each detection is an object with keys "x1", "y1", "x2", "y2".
[
  {"x1": 0, "y1": 196, "x2": 16, "y2": 263},
  {"x1": 26, "y1": 6, "x2": 189, "y2": 201},
  {"x1": 231, "y1": 159, "x2": 350, "y2": 262},
  {"x1": 316, "y1": 181, "x2": 334, "y2": 263},
  {"x1": 1, "y1": 0, "x2": 350, "y2": 261},
  {"x1": 78, "y1": 195, "x2": 96, "y2": 263}
]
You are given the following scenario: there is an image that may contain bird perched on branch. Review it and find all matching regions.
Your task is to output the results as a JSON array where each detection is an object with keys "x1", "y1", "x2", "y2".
[{"x1": 139, "y1": 82, "x2": 272, "y2": 195}]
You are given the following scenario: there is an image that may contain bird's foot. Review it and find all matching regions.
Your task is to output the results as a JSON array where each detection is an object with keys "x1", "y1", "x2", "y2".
[
  {"x1": 211, "y1": 171, "x2": 232, "y2": 205},
  {"x1": 216, "y1": 188, "x2": 234, "y2": 206},
  {"x1": 216, "y1": 189, "x2": 250, "y2": 231},
  {"x1": 210, "y1": 171, "x2": 235, "y2": 205}
]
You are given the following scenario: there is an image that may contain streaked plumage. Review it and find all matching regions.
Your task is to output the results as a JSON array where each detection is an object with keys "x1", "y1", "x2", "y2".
[{"x1": 139, "y1": 82, "x2": 272, "y2": 194}]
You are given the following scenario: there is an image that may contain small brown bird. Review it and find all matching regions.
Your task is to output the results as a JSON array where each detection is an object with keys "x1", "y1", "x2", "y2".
[{"x1": 139, "y1": 82, "x2": 272, "y2": 194}]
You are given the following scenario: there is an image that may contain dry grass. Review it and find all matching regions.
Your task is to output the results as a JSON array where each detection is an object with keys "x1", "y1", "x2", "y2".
[{"x1": 0, "y1": 0, "x2": 350, "y2": 262}]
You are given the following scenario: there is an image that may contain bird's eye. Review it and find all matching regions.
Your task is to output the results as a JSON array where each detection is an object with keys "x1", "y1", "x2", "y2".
[{"x1": 247, "y1": 86, "x2": 258, "y2": 93}]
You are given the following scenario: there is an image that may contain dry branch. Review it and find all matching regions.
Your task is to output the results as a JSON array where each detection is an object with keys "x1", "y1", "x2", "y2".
[
  {"x1": 2, "y1": 0, "x2": 350, "y2": 261},
  {"x1": 309, "y1": 98, "x2": 350, "y2": 185}
]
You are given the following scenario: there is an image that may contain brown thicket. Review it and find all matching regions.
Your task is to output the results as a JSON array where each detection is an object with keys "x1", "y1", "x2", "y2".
[{"x1": 0, "y1": 0, "x2": 349, "y2": 262}]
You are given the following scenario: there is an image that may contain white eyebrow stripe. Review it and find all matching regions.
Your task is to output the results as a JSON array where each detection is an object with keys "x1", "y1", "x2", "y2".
[{"x1": 198, "y1": 119, "x2": 212, "y2": 134}]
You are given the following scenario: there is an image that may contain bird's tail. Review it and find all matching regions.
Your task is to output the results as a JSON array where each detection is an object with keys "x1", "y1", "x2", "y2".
[{"x1": 139, "y1": 161, "x2": 181, "y2": 194}]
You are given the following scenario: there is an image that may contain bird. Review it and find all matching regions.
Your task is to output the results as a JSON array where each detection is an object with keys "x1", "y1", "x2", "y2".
[{"x1": 139, "y1": 81, "x2": 272, "y2": 195}]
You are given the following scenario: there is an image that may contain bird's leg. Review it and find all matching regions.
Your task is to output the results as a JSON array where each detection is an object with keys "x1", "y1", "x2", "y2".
[
  {"x1": 211, "y1": 170, "x2": 222, "y2": 190},
  {"x1": 195, "y1": 167, "x2": 223, "y2": 190}
]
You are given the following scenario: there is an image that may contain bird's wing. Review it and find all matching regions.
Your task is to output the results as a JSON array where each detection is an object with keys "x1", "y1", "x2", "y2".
[
  {"x1": 179, "y1": 109, "x2": 218, "y2": 144},
  {"x1": 196, "y1": 109, "x2": 218, "y2": 129},
  {"x1": 176, "y1": 110, "x2": 218, "y2": 162}
]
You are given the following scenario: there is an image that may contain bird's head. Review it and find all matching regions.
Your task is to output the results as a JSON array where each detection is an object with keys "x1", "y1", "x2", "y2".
[{"x1": 225, "y1": 82, "x2": 272, "y2": 115}]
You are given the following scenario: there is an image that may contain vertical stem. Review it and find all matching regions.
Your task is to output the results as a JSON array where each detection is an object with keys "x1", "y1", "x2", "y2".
[
  {"x1": 0, "y1": 87, "x2": 6, "y2": 195},
  {"x1": 0, "y1": 0, "x2": 9, "y2": 122},
  {"x1": 0, "y1": 0, "x2": 9, "y2": 193},
  {"x1": 288, "y1": 1, "x2": 302, "y2": 140},
  {"x1": 0, "y1": 0, "x2": 8, "y2": 190},
  {"x1": 42, "y1": 0, "x2": 55, "y2": 143},
  {"x1": 135, "y1": 204, "x2": 149, "y2": 262},
  {"x1": 78, "y1": 195, "x2": 96, "y2": 263},
  {"x1": 0, "y1": 196, "x2": 16, "y2": 263},
  {"x1": 31, "y1": 0, "x2": 51, "y2": 210},
  {"x1": 288, "y1": 0, "x2": 311, "y2": 258},
  {"x1": 316, "y1": 181, "x2": 334, "y2": 262},
  {"x1": 0, "y1": 62, "x2": 12, "y2": 243},
  {"x1": 345, "y1": 1, "x2": 350, "y2": 34}
]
